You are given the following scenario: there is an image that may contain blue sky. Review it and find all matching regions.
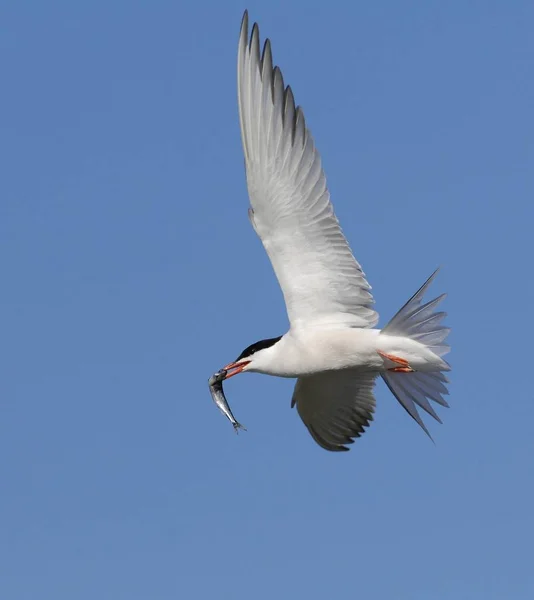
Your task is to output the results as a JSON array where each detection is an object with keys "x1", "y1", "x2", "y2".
[{"x1": 1, "y1": 1, "x2": 533, "y2": 598}]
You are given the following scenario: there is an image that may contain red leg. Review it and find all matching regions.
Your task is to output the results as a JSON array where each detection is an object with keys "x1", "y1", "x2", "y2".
[{"x1": 378, "y1": 350, "x2": 414, "y2": 373}]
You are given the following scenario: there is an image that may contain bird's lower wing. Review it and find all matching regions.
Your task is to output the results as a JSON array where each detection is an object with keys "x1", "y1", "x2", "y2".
[{"x1": 292, "y1": 371, "x2": 377, "y2": 452}]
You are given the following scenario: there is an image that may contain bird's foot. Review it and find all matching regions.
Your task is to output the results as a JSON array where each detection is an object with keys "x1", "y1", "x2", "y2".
[{"x1": 377, "y1": 350, "x2": 414, "y2": 373}]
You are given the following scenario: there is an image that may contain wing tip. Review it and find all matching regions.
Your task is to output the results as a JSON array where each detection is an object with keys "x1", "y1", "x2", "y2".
[
  {"x1": 250, "y1": 21, "x2": 260, "y2": 52},
  {"x1": 261, "y1": 38, "x2": 272, "y2": 70},
  {"x1": 282, "y1": 85, "x2": 296, "y2": 133},
  {"x1": 239, "y1": 10, "x2": 249, "y2": 46},
  {"x1": 240, "y1": 16, "x2": 305, "y2": 153},
  {"x1": 309, "y1": 424, "x2": 351, "y2": 452}
]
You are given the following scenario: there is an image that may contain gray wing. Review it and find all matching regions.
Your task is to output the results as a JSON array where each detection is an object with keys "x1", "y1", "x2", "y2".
[
  {"x1": 237, "y1": 11, "x2": 378, "y2": 330},
  {"x1": 292, "y1": 371, "x2": 377, "y2": 452}
]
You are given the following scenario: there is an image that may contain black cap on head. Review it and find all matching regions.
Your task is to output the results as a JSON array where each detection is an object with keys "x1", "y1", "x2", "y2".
[{"x1": 235, "y1": 336, "x2": 282, "y2": 361}]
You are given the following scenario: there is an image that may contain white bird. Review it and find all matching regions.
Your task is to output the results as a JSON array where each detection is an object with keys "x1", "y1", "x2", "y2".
[{"x1": 220, "y1": 11, "x2": 451, "y2": 451}]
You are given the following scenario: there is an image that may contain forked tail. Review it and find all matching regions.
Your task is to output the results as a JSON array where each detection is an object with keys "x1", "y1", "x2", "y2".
[{"x1": 381, "y1": 269, "x2": 451, "y2": 438}]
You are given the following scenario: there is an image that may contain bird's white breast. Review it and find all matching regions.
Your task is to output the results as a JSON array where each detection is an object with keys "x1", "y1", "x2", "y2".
[{"x1": 263, "y1": 327, "x2": 383, "y2": 378}]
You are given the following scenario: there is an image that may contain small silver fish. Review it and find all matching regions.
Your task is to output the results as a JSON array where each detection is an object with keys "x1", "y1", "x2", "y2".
[{"x1": 208, "y1": 369, "x2": 246, "y2": 433}]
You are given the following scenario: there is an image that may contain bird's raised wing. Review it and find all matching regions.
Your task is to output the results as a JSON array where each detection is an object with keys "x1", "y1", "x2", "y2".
[
  {"x1": 237, "y1": 12, "x2": 378, "y2": 330},
  {"x1": 292, "y1": 371, "x2": 377, "y2": 452}
]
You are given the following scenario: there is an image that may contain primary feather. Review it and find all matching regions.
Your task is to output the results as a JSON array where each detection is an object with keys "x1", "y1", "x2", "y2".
[{"x1": 237, "y1": 12, "x2": 378, "y2": 330}]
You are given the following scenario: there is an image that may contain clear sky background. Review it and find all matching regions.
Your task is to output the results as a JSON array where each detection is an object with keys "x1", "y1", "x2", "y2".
[{"x1": 1, "y1": 1, "x2": 533, "y2": 599}]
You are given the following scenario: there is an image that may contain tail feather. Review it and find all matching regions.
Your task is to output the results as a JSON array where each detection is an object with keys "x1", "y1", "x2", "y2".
[
  {"x1": 381, "y1": 269, "x2": 451, "y2": 438},
  {"x1": 413, "y1": 373, "x2": 450, "y2": 407},
  {"x1": 416, "y1": 328, "x2": 451, "y2": 349},
  {"x1": 383, "y1": 269, "x2": 450, "y2": 357},
  {"x1": 406, "y1": 311, "x2": 446, "y2": 335},
  {"x1": 384, "y1": 269, "x2": 440, "y2": 327},
  {"x1": 382, "y1": 372, "x2": 433, "y2": 439}
]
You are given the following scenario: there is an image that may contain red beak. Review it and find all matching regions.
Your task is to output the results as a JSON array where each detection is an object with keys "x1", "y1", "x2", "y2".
[{"x1": 223, "y1": 360, "x2": 251, "y2": 380}]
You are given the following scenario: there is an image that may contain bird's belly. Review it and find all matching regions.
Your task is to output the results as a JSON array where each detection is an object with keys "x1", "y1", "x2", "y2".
[{"x1": 281, "y1": 328, "x2": 382, "y2": 377}]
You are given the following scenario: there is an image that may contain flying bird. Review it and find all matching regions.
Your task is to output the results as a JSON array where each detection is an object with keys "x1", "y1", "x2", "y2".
[{"x1": 219, "y1": 11, "x2": 451, "y2": 451}]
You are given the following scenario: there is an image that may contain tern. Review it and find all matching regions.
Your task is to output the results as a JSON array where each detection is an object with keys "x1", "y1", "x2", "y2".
[{"x1": 220, "y1": 11, "x2": 451, "y2": 451}]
